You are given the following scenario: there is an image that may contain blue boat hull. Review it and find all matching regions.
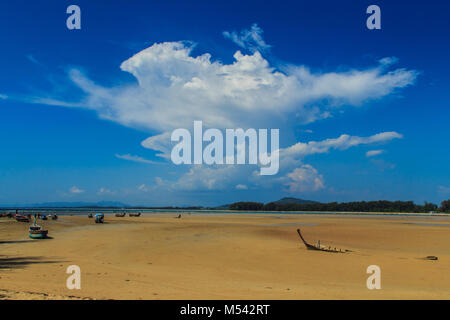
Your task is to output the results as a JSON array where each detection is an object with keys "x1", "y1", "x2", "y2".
[{"x1": 29, "y1": 231, "x2": 48, "y2": 239}]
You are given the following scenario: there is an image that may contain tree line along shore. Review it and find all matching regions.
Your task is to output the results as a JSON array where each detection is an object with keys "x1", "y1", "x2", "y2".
[{"x1": 228, "y1": 199, "x2": 450, "y2": 213}]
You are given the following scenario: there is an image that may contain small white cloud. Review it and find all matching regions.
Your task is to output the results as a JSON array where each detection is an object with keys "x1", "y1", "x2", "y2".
[
  {"x1": 141, "y1": 132, "x2": 172, "y2": 159},
  {"x1": 370, "y1": 159, "x2": 396, "y2": 171},
  {"x1": 168, "y1": 165, "x2": 243, "y2": 191},
  {"x1": 116, "y1": 153, "x2": 155, "y2": 164},
  {"x1": 26, "y1": 54, "x2": 40, "y2": 65},
  {"x1": 97, "y1": 187, "x2": 114, "y2": 195},
  {"x1": 70, "y1": 186, "x2": 84, "y2": 194},
  {"x1": 0, "y1": 94, "x2": 7, "y2": 100},
  {"x1": 138, "y1": 184, "x2": 148, "y2": 192},
  {"x1": 283, "y1": 132, "x2": 402, "y2": 159},
  {"x1": 379, "y1": 56, "x2": 399, "y2": 66},
  {"x1": 223, "y1": 23, "x2": 271, "y2": 52},
  {"x1": 366, "y1": 149, "x2": 385, "y2": 157},
  {"x1": 235, "y1": 184, "x2": 248, "y2": 190},
  {"x1": 283, "y1": 165, "x2": 324, "y2": 193},
  {"x1": 438, "y1": 186, "x2": 450, "y2": 194}
]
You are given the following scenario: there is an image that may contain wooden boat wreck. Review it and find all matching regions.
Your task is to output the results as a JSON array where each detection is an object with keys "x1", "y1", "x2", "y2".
[
  {"x1": 296, "y1": 228, "x2": 347, "y2": 253},
  {"x1": 129, "y1": 212, "x2": 141, "y2": 217},
  {"x1": 29, "y1": 215, "x2": 48, "y2": 239}
]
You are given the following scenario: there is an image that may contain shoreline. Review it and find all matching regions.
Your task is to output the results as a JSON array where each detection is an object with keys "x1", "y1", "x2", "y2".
[{"x1": 1, "y1": 208, "x2": 448, "y2": 217}]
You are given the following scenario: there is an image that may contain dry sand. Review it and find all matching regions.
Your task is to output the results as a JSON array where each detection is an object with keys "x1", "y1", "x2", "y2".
[{"x1": 1, "y1": 213, "x2": 450, "y2": 300}]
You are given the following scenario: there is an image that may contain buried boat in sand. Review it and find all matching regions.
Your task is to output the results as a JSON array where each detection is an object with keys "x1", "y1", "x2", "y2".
[
  {"x1": 296, "y1": 228, "x2": 349, "y2": 253},
  {"x1": 29, "y1": 215, "x2": 48, "y2": 239}
]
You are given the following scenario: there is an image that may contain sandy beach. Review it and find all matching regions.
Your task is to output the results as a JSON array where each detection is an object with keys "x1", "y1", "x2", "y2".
[{"x1": 1, "y1": 212, "x2": 450, "y2": 300}]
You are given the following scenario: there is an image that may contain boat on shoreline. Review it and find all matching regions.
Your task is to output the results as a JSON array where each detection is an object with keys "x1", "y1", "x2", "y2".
[
  {"x1": 129, "y1": 212, "x2": 141, "y2": 217},
  {"x1": 95, "y1": 213, "x2": 104, "y2": 223},
  {"x1": 15, "y1": 214, "x2": 30, "y2": 222},
  {"x1": 29, "y1": 215, "x2": 48, "y2": 239},
  {"x1": 115, "y1": 212, "x2": 126, "y2": 217}
]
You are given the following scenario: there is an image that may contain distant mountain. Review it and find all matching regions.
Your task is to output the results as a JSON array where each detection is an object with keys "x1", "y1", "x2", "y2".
[
  {"x1": 272, "y1": 197, "x2": 319, "y2": 205},
  {"x1": 18, "y1": 201, "x2": 130, "y2": 208},
  {"x1": 214, "y1": 197, "x2": 319, "y2": 209}
]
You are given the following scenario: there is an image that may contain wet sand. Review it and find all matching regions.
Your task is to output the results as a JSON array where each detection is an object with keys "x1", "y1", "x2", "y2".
[{"x1": 1, "y1": 213, "x2": 450, "y2": 299}]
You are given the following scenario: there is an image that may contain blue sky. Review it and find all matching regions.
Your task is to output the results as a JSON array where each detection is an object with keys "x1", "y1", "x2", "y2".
[{"x1": 0, "y1": 0, "x2": 449, "y2": 206}]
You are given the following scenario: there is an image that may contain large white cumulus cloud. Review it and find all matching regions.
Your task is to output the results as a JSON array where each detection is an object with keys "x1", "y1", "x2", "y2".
[{"x1": 66, "y1": 41, "x2": 417, "y2": 133}]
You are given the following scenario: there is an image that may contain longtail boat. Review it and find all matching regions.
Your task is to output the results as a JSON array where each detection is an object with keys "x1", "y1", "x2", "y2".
[
  {"x1": 29, "y1": 215, "x2": 48, "y2": 239},
  {"x1": 15, "y1": 214, "x2": 30, "y2": 222},
  {"x1": 296, "y1": 228, "x2": 346, "y2": 253},
  {"x1": 115, "y1": 212, "x2": 126, "y2": 217},
  {"x1": 0, "y1": 212, "x2": 13, "y2": 218},
  {"x1": 129, "y1": 212, "x2": 141, "y2": 217}
]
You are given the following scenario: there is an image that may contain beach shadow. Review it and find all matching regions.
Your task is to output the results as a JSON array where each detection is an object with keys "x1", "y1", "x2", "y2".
[
  {"x1": 0, "y1": 236, "x2": 54, "y2": 244},
  {"x1": 0, "y1": 255, "x2": 63, "y2": 270},
  {"x1": 0, "y1": 240, "x2": 31, "y2": 244},
  {"x1": 30, "y1": 236, "x2": 54, "y2": 240}
]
